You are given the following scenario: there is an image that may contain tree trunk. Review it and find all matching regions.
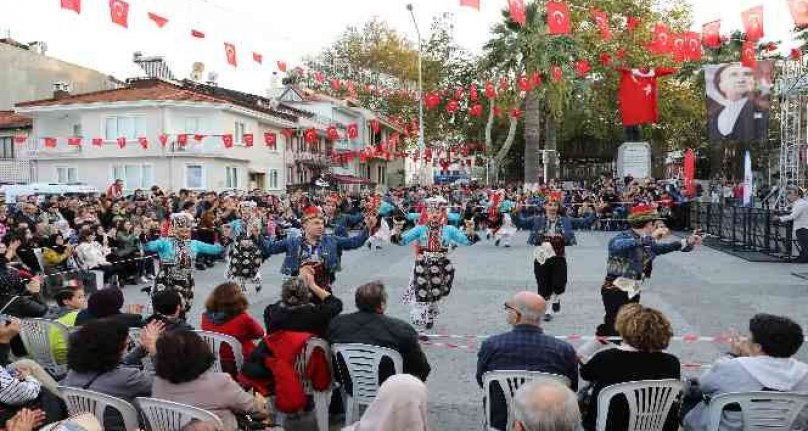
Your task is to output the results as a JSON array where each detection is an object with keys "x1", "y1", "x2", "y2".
[
  {"x1": 523, "y1": 91, "x2": 542, "y2": 183},
  {"x1": 545, "y1": 113, "x2": 558, "y2": 181},
  {"x1": 491, "y1": 117, "x2": 519, "y2": 184}
]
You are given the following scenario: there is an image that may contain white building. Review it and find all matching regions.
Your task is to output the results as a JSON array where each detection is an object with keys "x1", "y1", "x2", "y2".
[{"x1": 15, "y1": 78, "x2": 297, "y2": 193}]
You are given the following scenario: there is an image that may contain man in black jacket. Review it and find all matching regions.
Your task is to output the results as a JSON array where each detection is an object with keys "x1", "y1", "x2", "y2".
[{"x1": 327, "y1": 281, "x2": 430, "y2": 384}]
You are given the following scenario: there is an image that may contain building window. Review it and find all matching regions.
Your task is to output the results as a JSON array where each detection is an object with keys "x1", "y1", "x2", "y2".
[
  {"x1": 226, "y1": 166, "x2": 239, "y2": 189},
  {"x1": 104, "y1": 116, "x2": 146, "y2": 140},
  {"x1": 298, "y1": 169, "x2": 305, "y2": 184},
  {"x1": 56, "y1": 166, "x2": 78, "y2": 183},
  {"x1": 287, "y1": 167, "x2": 294, "y2": 184},
  {"x1": 72, "y1": 123, "x2": 82, "y2": 137},
  {"x1": 234, "y1": 121, "x2": 246, "y2": 143},
  {"x1": 184, "y1": 117, "x2": 202, "y2": 133},
  {"x1": 185, "y1": 164, "x2": 205, "y2": 189},
  {"x1": 377, "y1": 166, "x2": 386, "y2": 184},
  {"x1": 0, "y1": 136, "x2": 14, "y2": 160},
  {"x1": 269, "y1": 169, "x2": 279, "y2": 189},
  {"x1": 110, "y1": 163, "x2": 154, "y2": 189}
]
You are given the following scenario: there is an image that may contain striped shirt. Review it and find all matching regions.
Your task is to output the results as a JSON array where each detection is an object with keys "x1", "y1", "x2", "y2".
[{"x1": 0, "y1": 367, "x2": 40, "y2": 405}]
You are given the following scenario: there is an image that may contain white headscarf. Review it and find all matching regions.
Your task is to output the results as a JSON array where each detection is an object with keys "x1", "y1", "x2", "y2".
[{"x1": 342, "y1": 374, "x2": 429, "y2": 431}]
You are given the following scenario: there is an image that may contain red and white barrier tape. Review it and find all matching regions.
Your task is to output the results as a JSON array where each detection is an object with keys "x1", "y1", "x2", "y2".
[{"x1": 420, "y1": 333, "x2": 748, "y2": 343}]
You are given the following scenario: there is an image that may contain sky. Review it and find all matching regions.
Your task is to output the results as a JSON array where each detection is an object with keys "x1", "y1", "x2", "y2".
[{"x1": 0, "y1": 0, "x2": 799, "y2": 95}]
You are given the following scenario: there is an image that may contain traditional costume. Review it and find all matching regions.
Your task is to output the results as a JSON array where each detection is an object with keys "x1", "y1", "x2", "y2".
[
  {"x1": 225, "y1": 211, "x2": 265, "y2": 293},
  {"x1": 144, "y1": 213, "x2": 224, "y2": 313},
  {"x1": 485, "y1": 190, "x2": 515, "y2": 245},
  {"x1": 396, "y1": 197, "x2": 478, "y2": 329}
]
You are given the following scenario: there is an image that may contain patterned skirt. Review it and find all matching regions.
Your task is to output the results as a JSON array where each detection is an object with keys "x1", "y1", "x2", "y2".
[
  {"x1": 153, "y1": 266, "x2": 195, "y2": 313},
  {"x1": 226, "y1": 242, "x2": 263, "y2": 280},
  {"x1": 408, "y1": 254, "x2": 455, "y2": 303}
]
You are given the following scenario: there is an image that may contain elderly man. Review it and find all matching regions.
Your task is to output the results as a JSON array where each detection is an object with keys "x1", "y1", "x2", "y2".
[
  {"x1": 512, "y1": 379, "x2": 581, "y2": 431},
  {"x1": 477, "y1": 291, "x2": 578, "y2": 431},
  {"x1": 779, "y1": 187, "x2": 808, "y2": 263}
]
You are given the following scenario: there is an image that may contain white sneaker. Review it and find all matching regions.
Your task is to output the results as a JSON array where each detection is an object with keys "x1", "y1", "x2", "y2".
[{"x1": 139, "y1": 276, "x2": 149, "y2": 284}]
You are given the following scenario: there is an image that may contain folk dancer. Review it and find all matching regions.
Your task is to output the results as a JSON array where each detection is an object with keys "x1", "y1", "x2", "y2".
[
  {"x1": 486, "y1": 190, "x2": 515, "y2": 245},
  {"x1": 259, "y1": 206, "x2": 376, "y2": 292},
  {"x1": 515, "y1": 195, "x2": 577, "y2": 321},
  {"x1": 224, "y1": 212, "x2": 265, "y2": 293},
  {"x1": 394, "y1": 197, "x2": 479, "y2": 329},
  {"x1": 144, "y1": 213, "x2": 224, "y2": 314},
  {"x1": 597, "y1": 204, "x2": 702, "y2": 336}
]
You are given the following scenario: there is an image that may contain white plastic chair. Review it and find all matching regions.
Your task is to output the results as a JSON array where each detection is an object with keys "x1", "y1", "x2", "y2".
[
  {"x1": 136, "y1": 397, "x2": 225, "y2": 431},
  {"x1": 274, "y1": 337, "x2": 334, "y2": 431},
  {"x1": 19, "y1": 318, "x2": 70, "y2": 377},
  {"x1": 59, "y1": 386, "x2": 140, "y2": 431},
  {"x1": 194, "y1": 330, "x2": 244, "y2": 373},
  {"x1": 481, "y1": 370, "x2": 572, "y2": 431},
  {"x1": 706, "y1": 391, "x2": 808, "y2": 431},
  {"x1": 596, "y1": 379, "x2": 684, "y2": 431},
  {"x1": 332, "y1": 343, "x2": 403, "y2": 425}
]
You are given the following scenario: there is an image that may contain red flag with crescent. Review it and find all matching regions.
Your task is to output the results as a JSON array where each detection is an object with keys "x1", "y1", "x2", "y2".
[
  {"x1": 224, "y1": 43, "x2": 237, "y2": 67},
  {"x1": 347, "y1": 124, "x2": 359, "y2": 140},
  {"x1": 702, "y1": 20, "x2": 721, "y2": 48},
  {"x1": 264, "y1": 132, "x2": 277, "y2": 149},
  {"x1": 591, "y1": 8, "x2": 611, "y2": 40},
  {"x1": 788, "y1": 0, "x2": 808, "y2": 28},
  {"x1": 648, "y1": 23, "x2": 672, "y2": 54},
  {"x1": 742, "y1": 6, "x2": 764, "y2": 42},
  {"x1": 61, "y1": 0, "x2": 81, "y2": 14},
  {"x1": 147, "y1": 12, "x2": 168, "y2": 28},
  {"x1": 741, "y1": 40, "x2": 757, "y2": 68},
  {"x1": 684, "y1": 149, "x2": 696, "y2": 197},
  {"x1": 109, "y1": 0, "x2": 129, "y2": 28},
  {"x1": 222, "y1": 134, "x2": 234, "y2": 148},
  {"x1": 547, "y1": 1, "x2": 571, "y2": 35},
  {"x1": 508, "y1": 0, "x2": 526, "y2": 26}
]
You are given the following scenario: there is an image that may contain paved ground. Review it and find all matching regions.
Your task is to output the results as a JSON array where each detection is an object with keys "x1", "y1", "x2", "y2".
[{"x1": 120, "y1": 230, "x2": 808, "y2": 430}]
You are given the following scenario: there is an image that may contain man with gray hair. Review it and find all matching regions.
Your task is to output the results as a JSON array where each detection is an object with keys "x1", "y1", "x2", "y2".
[
  {"x1": 779, "y1": 187, "x2": 808, "y2": 262},
  {"x1": 476, "y1": 291, "x2": 578, "y2": 430},
  {"x1": 513, "y1": 379, "x2": 581, "y2": 431}
]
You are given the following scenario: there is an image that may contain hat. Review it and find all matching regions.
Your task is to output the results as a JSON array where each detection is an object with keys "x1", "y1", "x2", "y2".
[
  {"x1": 424, "y1": 196, "x2": 448, "y2": 212},
  {"x1": 301, "y1": 206, "x2": 324, "y2": 223},
  {"x1": 170, "y1": 213, "x2": 193, "y2": 230},
  {"x1": 628, "y1": 203, "x2": 661, "y2": 224}
]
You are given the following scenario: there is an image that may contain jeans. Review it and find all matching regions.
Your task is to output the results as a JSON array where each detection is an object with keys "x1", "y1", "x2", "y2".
[{"x1": 796, "y1": 228, "x2": 808, "y2": 262}]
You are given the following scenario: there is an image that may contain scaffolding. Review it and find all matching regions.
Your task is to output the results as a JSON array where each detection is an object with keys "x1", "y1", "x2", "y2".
[{"x1": 775, "y1": 58, "x2": 808, "y2": 209}]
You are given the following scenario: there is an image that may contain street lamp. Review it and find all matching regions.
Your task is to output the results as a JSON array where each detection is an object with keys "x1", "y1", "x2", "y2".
[{"x1": 407, "y1": 3, "x2": 426, "y2": 184}]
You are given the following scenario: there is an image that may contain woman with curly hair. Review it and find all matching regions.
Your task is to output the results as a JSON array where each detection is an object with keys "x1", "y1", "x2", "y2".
[
  {"x1": 579, "y1": 303, "x2": 680, "y2": 431},
  {"x1": 200, "y1": 282, "x2": 264, "y2": 375}
]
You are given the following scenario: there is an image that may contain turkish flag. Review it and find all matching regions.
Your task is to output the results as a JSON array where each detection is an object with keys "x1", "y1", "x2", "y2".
[
  {"x1": 617, "y1": 68, "x2": 675, "y2": 126},
  {"x1": 117, "y1": 137, "x2": 126, "y2": 149},
  {"x1": 469, "y1": 104, "x2": 483, "y2": 117},
  {"x1": 648, "y1": 23, "x2": 672, "y2": 54},
  {"x1": 510, "y1": 109, "x2": 523, "y2": 119},
  {"x1": 683, "y1": 149, "x2": 696, "y2": 197},
  {"x1": 264, "y1": 132, "x2": 277, "y2": 149},
  {"x1": 147, "y1": 12, "x2": 168, "y2": 28},
  {"x1": 347, "y1": 124, "x2": 359, "y2": 140},
  {"x1": 61, "y1": 0, "x2": 81, "y2": 14},
  {"x1": 574, "y1": 60, "x2": 591, "y2": 77},
  {"x1": 92, "y1": 138, "x2": 103, "y2": 147},
  {"x1": 370, "y1": 120, "x2": 381, "y2": 135},
  {"x1": 44, "y1": 138, "x2": 57, "y2": 149},
  {"x1": 252, "y1": 52, "x2": 262, "y2": 64},
  {"x1": 460, "y1": 0, "x2": 480, "y2": 10},
  {"x1": 109, "y1": 0, "x2": 129, "y2": 28},
  {"x1": 547, "y1": 1, "x2": 571, "y2": 35},
  {"x1": 591, "y1": 9, "x2": 611, "y2": 40},
  {"x1": 158, "y1": 134, "x2": 168, "y2": 147},
  {"x1": 741, "y1": 40, "x2": 757, "y2": 68},
  {"x1": 470, "y1": 84, "x2": 479, "y2": 101},
  {"x1": 277, "y1": 61, "x2": 287, "y2": 72},
  {"x1": 518, "y1": 75, "x2": 532, "y2": 92},
  {"x1": 551, "y1": 65, "x2": 563, "y2": 83},
  {"x1": 224, "y1": 43, "x2": 237, "y2": 67},
  {"x1": 499, "y1": 77, "x2": 509, "y2": 92},
  {"x1": 222, "y1": 134, "x2": 234, "y2": 148},
  {"x1": 599, "y1": 53, "x2": 612, "y2": 66},
  {"x1": 788, "y1": 0, "x2": 808, "y2": 28},
  {"x1": 191, "y1": 30, "x2": 205, "y2": 39},
  {"x1": 138, "y1": 137, "x2": 149, "y2": 149},
  {"x1": 67, "y1": 137, "x2": 82, "y2": 146},
  {"x1": 314, "y1": 72, "x2": 325, "y2": 84},
  {"x1": 304, "y1": 128, "x2": 318, "y2": 145},
  {"x1": 331, "y1": 79, "x2": 341, "y2": 91},
  {"x1": 327, "y1": 126, "x2": 340, "y2": 141},
  {"x1": 685, "y1": 32, "x2": 702, "y2": 61},
  {"x1": 446, "y1": 101, "x2": 459, "y2": 114},
  {"x1": 627, "y1": 16, "x2": 640, "y2": 32},
  {"x1": 508, "y1": 0, "x2": 526, "y2": 27},
  {"x1": 702, "y1": 20, "x2": 721, "y2": 48},
  {"x1": 531, "y1": 72, "x2": 542, "y2": 87},
  {"x1": 484, "y1": 82, "x2": 496, "y2": 98},
  {"x1": 177, "y1": 134, "x2": 188, "y2": 146},
  {"x1": 672, "y1": 33, "x2": 688, "y2": 63},
  {"x1": 243, "y1": 134, "x2": 254, "y2": 147},
  {"x1": 13, "y1": 135, "x2": 27, "y2": 144},
  {"x1": 791, "y1": 48, "x2": 804, "y2": 60},
  {"x1": 742, "y1": 6, "x2": 764, "y2": 42},
  {"x1": 192, "y1": 134, "x2": 204, "y2": 143}
]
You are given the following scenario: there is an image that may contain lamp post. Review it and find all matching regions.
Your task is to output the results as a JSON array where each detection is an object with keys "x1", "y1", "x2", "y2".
[{"x1": 406, "y1": 3, "x2": 427, "y2": 185}]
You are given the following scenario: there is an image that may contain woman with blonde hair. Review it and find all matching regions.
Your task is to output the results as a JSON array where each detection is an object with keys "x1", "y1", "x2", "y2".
[
  {"x1": 342, "y1": 374, "x2": 429, "y2": 431},
  {"x1": 579, "y1": 303, "x2": 680, "y2": 431}
]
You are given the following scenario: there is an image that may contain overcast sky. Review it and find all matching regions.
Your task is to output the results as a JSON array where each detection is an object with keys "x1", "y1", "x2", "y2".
[{"x1": 0, "y1": 0, "x2": 798, "y2": 95}]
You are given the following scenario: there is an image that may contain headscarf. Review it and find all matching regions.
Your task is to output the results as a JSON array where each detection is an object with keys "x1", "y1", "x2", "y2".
[{"x1": 341, "y1": 374, "x2": 429, "y2": 431}]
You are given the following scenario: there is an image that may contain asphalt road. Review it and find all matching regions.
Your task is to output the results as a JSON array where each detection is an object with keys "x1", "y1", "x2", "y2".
[{"x1": 120, "y1": 230, "x2": 808, "y2": 430}]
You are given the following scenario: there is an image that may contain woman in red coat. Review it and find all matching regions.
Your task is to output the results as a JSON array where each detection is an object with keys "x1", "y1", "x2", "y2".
[{"x1": 201, "y1": 282, "x2": 264, "y2": 375}]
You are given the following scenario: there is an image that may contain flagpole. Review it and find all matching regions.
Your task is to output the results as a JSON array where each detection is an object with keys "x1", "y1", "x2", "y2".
[{"x1": 407, "y1": 3, "x2": 427, "y2": 185}]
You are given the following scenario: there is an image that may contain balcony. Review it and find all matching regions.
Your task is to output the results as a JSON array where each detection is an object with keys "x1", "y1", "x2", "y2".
[{"x1": 286, "y1": 150, "x2": 331, "y2": 168}]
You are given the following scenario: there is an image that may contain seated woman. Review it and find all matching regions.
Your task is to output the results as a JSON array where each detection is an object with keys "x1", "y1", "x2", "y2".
[
  {"x1": 579, "y1": 303, "x2": 680, "y2": 431},
  {"x1": 263, "y1": 266, "x2": 343, "y2": 336},
  {"x1": 41, "y1": 233, "x2": 76, "y2": 294},
  {"x1": 63, "y1": 319, "x2": 157, "y2": 431},
  {"x1": 342, "y1": 374, "x2": 429, "y2": 431},
  {"x1": 200, "y1": 282, "x2": 264, "y2": 375},
  {"x1": 74, "y1": 288, "x2": 143, "y2": 328},
  {"x1": 74, "y1": 230, "x2": 118, "y2": 288},
  {"x1": 151, "y1": 330, "x2": 269, "y2": 431}
]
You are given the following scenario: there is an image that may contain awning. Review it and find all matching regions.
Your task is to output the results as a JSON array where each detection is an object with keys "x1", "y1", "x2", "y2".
[{"x1": 331, "y1": 174, "x2": 373, "y2": 185}]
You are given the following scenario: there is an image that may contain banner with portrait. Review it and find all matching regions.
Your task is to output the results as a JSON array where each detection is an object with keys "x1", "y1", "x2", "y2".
[{"x1": 705, "y1": 61, "x2": 773, "y2": 143}]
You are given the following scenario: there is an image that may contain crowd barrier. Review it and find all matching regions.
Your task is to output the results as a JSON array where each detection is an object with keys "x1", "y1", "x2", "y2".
[{"x1": 685, "y1": 202, "x2": 799, "y2": 261}]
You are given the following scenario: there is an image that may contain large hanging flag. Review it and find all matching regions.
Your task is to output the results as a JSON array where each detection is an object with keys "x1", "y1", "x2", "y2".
[
  {"x1": 460, "y1": 0, "x2": 480, "y2": 10},
  {"x1": 109, "y1": 0, "x2": 129, "y2": 28},
  {"x1": 617, "y1": 68, "x2": 675, "y2": 126},
  {"x1": 741, "y1": 6, "x2": 764, "y2": 42},
  {"x1": 147, "y1": 12, "x2": 168, "y2": 28},
  {"x1": 685, "y1": 31, "x2": 703, "y2": 61},
  {"x1": 591, "y1": 8, "x2": 611, "y2": 40},
  {"x1": 741, "y1": 40, "x2": 757, "y2": 68},
  {"x1": 648, "y1": 23, "x2": 672, "y2": 54},
  {"x1": 787, "y1": 0, "x2": 808, "y2": 28},
  {"x1": 224, "y1": 43, "x2": 237, "y2": 67},
  {"x1": 702, "y1": 20, "x2": 721, "y2": 48},
  {"x1": 547, "y1": 1, "x2": 571, "y2": 35},
  {"x1": 672, "y1": 33, "x2": 687, "y2": 63},
  {"x1": 509, "y1": 0, "x2": 526, "y2": 27},
  {"x1": 683, "y1": 149, "x2": 696, "y2": 198},
  {"x1": 61, "y1": 0, "x2": 81, "y2": 14}
]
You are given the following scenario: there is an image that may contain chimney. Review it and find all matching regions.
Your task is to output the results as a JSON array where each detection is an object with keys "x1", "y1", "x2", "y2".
[
  {"x1": 52, "y1": 81, "x2": 71, "y2": 99},
  {"x1": 28, "y1": 41, "x2": 47, "y2": 55}
]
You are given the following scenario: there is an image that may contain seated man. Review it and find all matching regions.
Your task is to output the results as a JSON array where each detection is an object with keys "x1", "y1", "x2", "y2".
[
  {"x1": 476, "y1": 291, "x2": 578, "y2": 431},
  {"x1": 512, "y1": 379, "x2": 581, "y2": 431},
  {"x1": 327, "y1": 281, "x2": 431, "y2": 390},
  {"x1": 683, "y1": 313, "x2": 808, "y2": 431}
]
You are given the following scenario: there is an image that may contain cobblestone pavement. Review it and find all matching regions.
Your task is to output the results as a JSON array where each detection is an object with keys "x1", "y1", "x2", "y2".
[{"x1": 121, "y1": 230, "x2": 808, "y2": 430}]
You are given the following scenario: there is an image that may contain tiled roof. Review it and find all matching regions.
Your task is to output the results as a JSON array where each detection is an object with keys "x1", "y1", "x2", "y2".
[
  {"x1": 15, "y1": 79, "x2": 223, "y2": 107},
  {"x1": 0, "y1": 111, "x2": 32, "y2": 129}
]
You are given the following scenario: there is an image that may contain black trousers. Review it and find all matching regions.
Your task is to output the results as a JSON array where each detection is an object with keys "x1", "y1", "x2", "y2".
[
  {"x1": 596, "y1": 288, "x2": 640, "y2": 336},
  {"x1": 534, "y1": 256, "x2": 567, "y2": 300},
  {"x1": 796, "y1": 228, "x2": 808, "y2": 262}
]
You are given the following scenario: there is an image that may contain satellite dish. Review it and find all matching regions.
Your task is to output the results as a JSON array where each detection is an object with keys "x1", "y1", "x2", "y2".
[{"x1": 190, "y1": 62, "x2": 205, "y2": 82}]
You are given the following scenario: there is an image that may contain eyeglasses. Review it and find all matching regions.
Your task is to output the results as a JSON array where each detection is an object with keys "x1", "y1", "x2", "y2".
[{"x1": 503, "y1": 303, "x2": 520, "y2": 315}]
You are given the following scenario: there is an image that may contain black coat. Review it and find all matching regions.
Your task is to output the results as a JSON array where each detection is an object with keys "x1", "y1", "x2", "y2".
[
  {"x1": 0, "y1": 268, "x2": 48, "y2": 318},
  {"x1": 326, "y1": 311, "x2": 431, "y2": 382},
  {"x1": 264, "y1": 295, "x2": 343, "y2": 337}
]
